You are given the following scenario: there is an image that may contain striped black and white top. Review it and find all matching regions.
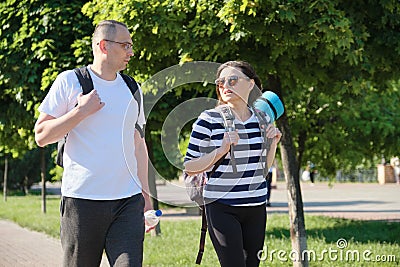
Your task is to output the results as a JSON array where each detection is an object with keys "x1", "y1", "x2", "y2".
[{"x1": 184, "y1": 107, "x2": 268, "y2": 206}]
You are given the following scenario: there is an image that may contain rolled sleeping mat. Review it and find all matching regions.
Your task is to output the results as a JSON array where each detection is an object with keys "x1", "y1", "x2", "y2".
[{"x1": 253, "y1": 91, "x2": 284, "y2": 123}]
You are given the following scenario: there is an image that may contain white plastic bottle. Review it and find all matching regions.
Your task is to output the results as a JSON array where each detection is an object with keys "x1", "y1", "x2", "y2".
[{"x1": 144, "y1": 209, "x2": 162, "y2": 232}]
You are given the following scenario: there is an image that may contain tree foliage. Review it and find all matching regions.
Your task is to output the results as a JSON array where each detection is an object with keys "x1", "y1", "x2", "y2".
[
  {"x1": 0, "y1": 0, "x2": 93, "y2": 189},
  {"x1": 0, "y1": 0, "x2": 92, "y2": 155}
]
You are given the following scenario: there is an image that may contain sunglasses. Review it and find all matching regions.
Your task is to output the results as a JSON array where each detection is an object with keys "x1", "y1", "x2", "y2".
[{"x1": 215, "y1": 75, "x2": 250, "y2": 87}]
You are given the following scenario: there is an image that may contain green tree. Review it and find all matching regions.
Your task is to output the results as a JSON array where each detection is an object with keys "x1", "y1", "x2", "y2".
[
  {"x1": 0, "y1": 0, "x2": 92, "y2": 191},
  {"x1": 0, "y1": 148, "x2": 53, "y2": 193}
]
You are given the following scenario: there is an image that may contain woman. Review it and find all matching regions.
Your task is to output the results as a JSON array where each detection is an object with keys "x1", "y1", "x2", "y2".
[{"x1": 184, "y1": 61, "x2": 282, "y2": 267}]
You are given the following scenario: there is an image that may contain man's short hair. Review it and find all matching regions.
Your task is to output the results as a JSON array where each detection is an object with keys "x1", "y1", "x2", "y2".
[{"x1": 92, "y1": 20, "x2": 128, "y2": 43}]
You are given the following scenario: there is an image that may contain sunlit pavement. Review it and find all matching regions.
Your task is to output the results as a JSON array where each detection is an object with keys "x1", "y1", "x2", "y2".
[{"x1": 157, "y1": 181, "x2": 400, "y2": 221}]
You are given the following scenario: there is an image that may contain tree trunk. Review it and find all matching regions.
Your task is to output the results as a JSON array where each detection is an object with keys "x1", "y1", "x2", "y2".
[
  {"x1": 40, "y1": 147, "x2": 46, "y2": 213},
  {"x1": 268, "y1": 75, "x2": 308, "y2": 267},
  {"x1": 3, "y1": 155, "x2": 8, "y2": 202},
  {"x1": 145, "y1": 130, "x2": 161, "y2": 236},
  {"x1": 23, "y1": 176, "x2": 29, "y2": 195},
  {"x1": 278, "y1": 115, "x2": 308, "y2": 267}
]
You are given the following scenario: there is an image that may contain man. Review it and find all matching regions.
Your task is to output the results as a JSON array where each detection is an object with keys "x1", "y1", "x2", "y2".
[{"x1": 35, "y1": 20, "x2": 152, "y2": 266}]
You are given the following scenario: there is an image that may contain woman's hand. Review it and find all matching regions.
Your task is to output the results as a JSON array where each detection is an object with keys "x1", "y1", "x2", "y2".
[
  {"x1": 264, "y1": 124, "x2": 282, "y2": 169},
  {"x1": 265, "y1": 124, "x2": 282, "y2": 143},
  {"x1": 219, "y1": 131, "x2": 240, "y2": 155}
]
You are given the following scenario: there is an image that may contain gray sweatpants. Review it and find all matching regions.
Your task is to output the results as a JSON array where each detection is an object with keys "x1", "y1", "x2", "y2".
[{"x1": 60, "y1": 194, "x2": 145, "y2": 267}]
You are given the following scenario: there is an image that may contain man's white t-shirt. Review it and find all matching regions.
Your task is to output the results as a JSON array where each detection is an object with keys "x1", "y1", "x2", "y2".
[{"x1": 38, "y1": 66, "x2": 145, "y2": 200}]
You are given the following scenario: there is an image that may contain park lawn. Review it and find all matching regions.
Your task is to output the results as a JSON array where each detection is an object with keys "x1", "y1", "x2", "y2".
[{"x1": 0, "y1": 195, "x2": 399, "y2": 266}]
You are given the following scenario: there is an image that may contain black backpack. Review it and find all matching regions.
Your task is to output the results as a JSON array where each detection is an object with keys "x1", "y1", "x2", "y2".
[{"x1": 56, "y1": 66, "x2": 143, "y2": 167}]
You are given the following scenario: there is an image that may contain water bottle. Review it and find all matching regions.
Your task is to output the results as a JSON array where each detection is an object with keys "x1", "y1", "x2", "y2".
[{"x1": 144, "y1": 209, "x2": 162, "y2": 232}]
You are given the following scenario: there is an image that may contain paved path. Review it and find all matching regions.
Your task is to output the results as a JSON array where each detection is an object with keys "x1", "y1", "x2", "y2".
[
  {"x1": 158, "y1": 181, "x2": 400, "y2": 221},
  {"x1": 269, "y1": 182, "x2": 400, "y2": 221},
  {"x1": 0, "y1": 220, "x2": 109, "y2": 267},
  {"x1": 1, "y1": 182, "x2": 399, "y2": 266},
  {"x1": 0, "y1": 220, "x2": 62, "y2": 267}
]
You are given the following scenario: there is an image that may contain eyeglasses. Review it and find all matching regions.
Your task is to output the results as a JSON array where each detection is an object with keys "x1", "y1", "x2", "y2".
[
  {"x1": 103, "y1": 39, "x2": 133, "y2": 51},
  {"x1": 215, "y1": 75, "x2": 250, "y2": 87}
]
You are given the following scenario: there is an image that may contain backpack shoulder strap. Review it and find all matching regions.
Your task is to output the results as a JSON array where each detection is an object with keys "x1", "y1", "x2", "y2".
[
  {"x1": 73, "y1": 69, "x2": 145, "y2": 137},
  {"x1": 58, "y1": 67, "x2": 93, "y2": 168},
  {"x1": 217, "y1": 105, "x2": 235, "y2": 131},
  {"x1": 74, "y1": 66, "x2": 93, "y2": 95},
  {"x1": 195, "y1": 207, "x2": 207, "y2": 264},
  {"x1": 216, "y1": 105, "x2": 237, "y2": 173},
  {"x1": 120, "y1": 73, "x2": 140, "y2": 105},
  {"x1": 252, "y1": 107, "x2": 273, "y2": 178},
  {"x1": 120, "y1": 73, "x2": 145, "y2": 138}
]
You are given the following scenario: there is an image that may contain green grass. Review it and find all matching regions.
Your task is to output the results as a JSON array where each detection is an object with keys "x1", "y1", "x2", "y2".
[
  {"x1": 1, "y1": 195, "x2": 399, "y2": 266},
  {"x1": 0, "y1": 195, "x2": 61, "y2": 237}
]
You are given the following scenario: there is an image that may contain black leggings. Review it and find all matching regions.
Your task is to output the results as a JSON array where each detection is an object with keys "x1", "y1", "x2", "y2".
[{"x1": 205, "y1": 201, "x2": 267, "y2": 267}]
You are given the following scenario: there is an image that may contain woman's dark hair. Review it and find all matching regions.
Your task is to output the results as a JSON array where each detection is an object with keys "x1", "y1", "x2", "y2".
[{"x1": 215, "y1": 61, "x2": 262, "y2": 105}]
